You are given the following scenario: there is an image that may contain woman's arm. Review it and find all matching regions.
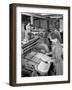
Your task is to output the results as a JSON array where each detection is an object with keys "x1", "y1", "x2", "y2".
[{"x1": 45, "y1": 51, "x2": 53, "y2": 56}]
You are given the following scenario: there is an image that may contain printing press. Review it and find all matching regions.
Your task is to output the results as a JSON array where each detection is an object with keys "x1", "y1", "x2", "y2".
[{"x1": 21, "y1": 37, "x2": 54, "y2": 77}]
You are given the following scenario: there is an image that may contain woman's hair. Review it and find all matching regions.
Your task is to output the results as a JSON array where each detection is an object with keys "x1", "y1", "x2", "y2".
[
  {"x1": 24, "y1": 22, "x2": 31, "y2": 30},
  {"x1": 50, "y1": 32, "x2": 57, "y2": 39},
  {"x1": 50, "y1": 31, "x2": 61, "y2": 43},
  {"x1": 24, "y1": 24, "x2": 26, "y2": 30}
]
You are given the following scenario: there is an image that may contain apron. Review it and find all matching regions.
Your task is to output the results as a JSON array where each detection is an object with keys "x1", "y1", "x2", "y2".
[{"x1": 52, "y1": 42, "x2": 63, "y2": 75}]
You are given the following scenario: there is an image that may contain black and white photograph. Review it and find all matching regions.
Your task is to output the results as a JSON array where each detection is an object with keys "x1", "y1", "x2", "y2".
[
  {"x1": 9, "y1": 4, "x2": 70, "y2": 86},
  {"x1": 21, "y1": 13, "x2": 63, "y2": 77}
]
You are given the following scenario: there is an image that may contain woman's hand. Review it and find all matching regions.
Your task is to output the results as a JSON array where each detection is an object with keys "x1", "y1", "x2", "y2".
[
  {"x1": 45, "y1": 53, "x2": 49, "y2": 56},
  {"x1": 45, "y1": 52, "x2": 53, "y2": 56}
]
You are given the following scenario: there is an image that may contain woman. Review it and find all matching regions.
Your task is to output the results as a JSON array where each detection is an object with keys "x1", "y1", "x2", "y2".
[
  {"x1": 25, "y1": 22, "x2": 31, "y2": 41},
  {"x1": 46, "y1": 33, "x2": 63, "y2": 75},
  {"x1": 22, "y1": 22, "x2": 31, "y2": 44}
]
